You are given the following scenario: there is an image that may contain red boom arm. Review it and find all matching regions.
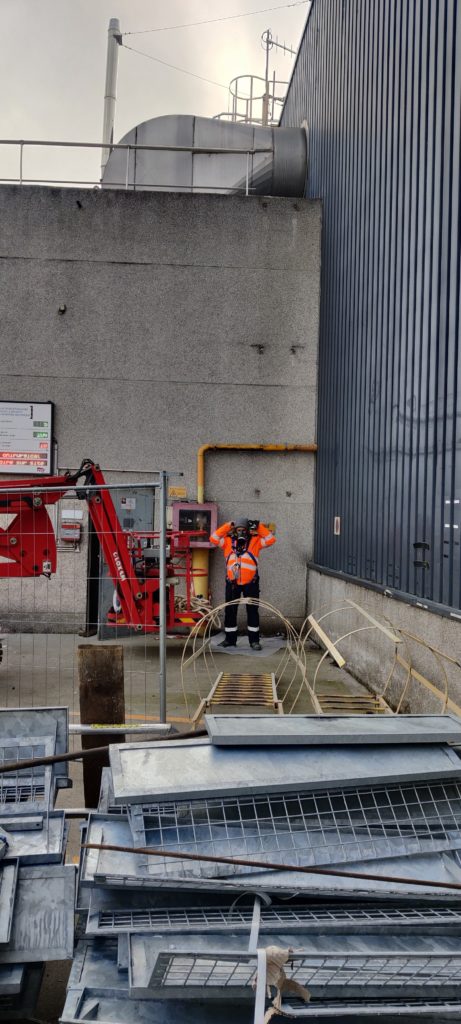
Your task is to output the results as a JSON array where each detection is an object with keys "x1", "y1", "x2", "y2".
[{"x1": 0, "y1": 460, "x2": 204, "y2": 633}]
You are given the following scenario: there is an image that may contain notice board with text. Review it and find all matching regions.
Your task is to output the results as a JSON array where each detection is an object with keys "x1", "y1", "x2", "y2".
[{"x1": 0, "y1": 401, "x2": 54, "y2": 474}]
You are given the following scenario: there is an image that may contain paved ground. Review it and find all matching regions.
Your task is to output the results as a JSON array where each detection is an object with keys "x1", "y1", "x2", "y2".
[{"x1": 1, "y1": 631, "x2": 371, "y2": 1023}]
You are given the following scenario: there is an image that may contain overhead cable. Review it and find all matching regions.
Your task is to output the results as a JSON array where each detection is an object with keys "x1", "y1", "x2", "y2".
[
  {"x1": 121, "y1": 42, "x2": 229, "y2": 89},
  {"x1": 124, "y1": 1, "x2": 309, "y2": 37}
]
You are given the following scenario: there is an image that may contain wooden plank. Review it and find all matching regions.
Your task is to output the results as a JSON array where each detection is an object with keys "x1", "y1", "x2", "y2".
[
  {"x1": 307, "y1": 616, "x2": 346, "y2": 668},
  {"x1": 396, "y1": 653, "x2": 461, "y2": 717},
  {"x1": 345, "y1": 601, "x2": 402, "y2": 644}
]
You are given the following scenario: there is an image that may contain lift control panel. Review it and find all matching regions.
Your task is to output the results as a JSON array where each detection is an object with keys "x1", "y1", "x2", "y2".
[{"x1": 171, "y1": 502, "x2": 218, "y2": 549}]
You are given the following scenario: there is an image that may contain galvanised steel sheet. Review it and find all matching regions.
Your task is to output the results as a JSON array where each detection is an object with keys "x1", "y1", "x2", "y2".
[
  {"x1": 0, "y1": 864, "x2": 76, "y2": 963},
  {"x1": 59, "y1": 992, "x2": 461, "y2": 1021},
  {"x1": 0, "y1": 864, "x2": 18, "y2": 946},
  {"x1": 2, "y1": 811, "x2": 65, "y2": 865},
  {"x1": 109, "y1": 740, "x2": 461, "y2": 803},
  {"x1": 281, "y1": 0, "x2": 461, "y2": 615},
  {"x1": 83, "y1": 812, "x2": 461, "y2": 899},
  {"x1": 62, "y1": 941, "x2": 251, "y2": 1021},
  {"x1": 205, "y1": 714, "x2": 461, "y2": 746}
]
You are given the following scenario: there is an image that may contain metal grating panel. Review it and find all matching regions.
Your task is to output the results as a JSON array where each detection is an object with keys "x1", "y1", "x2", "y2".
[
  {"x1": 0, "y1": 737, "x2": 54, "y2": 811},
  {"x1": 129, "y1": 779, "x2": 461, "y2": 876},
  {"x1": 93, "y1": 901, "x2": 461, "y2": 937},
  {"x1": 147, "y1": 950, "x2": 461, "y2": 995},
  {"x1": 109, "y1": 740, "x2": 461, "y2": 804}
]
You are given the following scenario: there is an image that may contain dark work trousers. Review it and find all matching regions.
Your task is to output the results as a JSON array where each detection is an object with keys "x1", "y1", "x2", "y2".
[{"x1": 224, "y1": 577, "x2": 260, "y2": 644}]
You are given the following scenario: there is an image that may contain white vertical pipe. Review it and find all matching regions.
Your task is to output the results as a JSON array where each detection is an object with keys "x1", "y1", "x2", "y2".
[{"x1": 101, "y1": 18, "x2": 121, "y2": 179}]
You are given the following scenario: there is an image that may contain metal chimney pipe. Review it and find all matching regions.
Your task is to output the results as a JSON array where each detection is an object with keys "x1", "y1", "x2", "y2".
[{"x1": 101, "y1": 17, "x2": 121, "y2": 179}]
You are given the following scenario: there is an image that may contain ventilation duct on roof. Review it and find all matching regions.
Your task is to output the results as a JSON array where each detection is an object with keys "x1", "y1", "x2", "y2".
[{"x1": 102, "y1": 114, "x2": 308, "y2": 197}]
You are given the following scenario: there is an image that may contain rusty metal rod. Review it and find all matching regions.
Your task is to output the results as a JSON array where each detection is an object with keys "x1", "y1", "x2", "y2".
[
  {"x1": 0, "y1": 727, "x2": 206, "y2": 775},
  {"x1": 82, "y1": 842, "x2": 461, "y2": 892}
]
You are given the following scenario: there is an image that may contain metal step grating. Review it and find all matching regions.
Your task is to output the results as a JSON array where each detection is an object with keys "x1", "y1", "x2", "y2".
[
  {"x1": 318, "y1": 692, "x2": 390, "y2": 714},
  {"x1": 149, "y1": 950, "x2": 461, "y2": 992},
  {"x1": 208, "y1": 672, "x2": 279, "y2": 709},
  {"x1": 95, "y1": 902, "x2": 461, "y2": 935}
]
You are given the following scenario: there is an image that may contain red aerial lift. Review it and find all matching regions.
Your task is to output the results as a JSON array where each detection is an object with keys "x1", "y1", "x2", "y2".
[{"x1": 0, "y1": 459, "x2": 205, "y2": 634}]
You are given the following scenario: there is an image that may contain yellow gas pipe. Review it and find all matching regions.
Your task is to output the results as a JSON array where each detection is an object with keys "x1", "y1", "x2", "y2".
[{"x1": 192, "y1": 443, "x2": 318, "y2": 601}]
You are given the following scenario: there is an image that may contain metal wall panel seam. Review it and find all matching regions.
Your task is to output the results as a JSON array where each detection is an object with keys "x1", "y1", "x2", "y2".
[
  {"x1": 442, "y1": 0, "x2": 460, "y2": 607},
  {"x1": 361, "y1": 0, "x2": 378, "y2": 584},
  {"x1": 342, "y1": 0, "x2": 361, "y2": 577},
  {"x1": 332, "y1": 5, "x2": 348, "y2": 573},
  {"x1": 323, "y1": 2, "x2": 341, "y2": 572},
  {"x1": 433, "y1": 0, "x2": 450, "y2": 605},
  {"x1": 409, "y1": 0, "x2": 425, "y2": 602},
  {"x1": 398, "y1": 0, "x2": 411, "y2": 596},
  {"x1": 388, "y1": 0, "x2": 405, "y2": 593},
  {"x1": 426, "y1": 0, "x2": 444, "y2": 603},
  {"x1": 451, "y1": 5, "x2": 461, "y2": 609},
  {"x1": 420, "y1": 0, "x2": 435, "y2": 602},
  {"x1": 376, "y1": 0, "x2": 393, "y2": 588},
  {"x1": 366, "y1": 0, "x2": 379, "y2": 580}
]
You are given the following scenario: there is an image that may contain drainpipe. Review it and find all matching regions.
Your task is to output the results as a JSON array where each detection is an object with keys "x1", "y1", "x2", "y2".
[{"x1": 193, "y1": 443, "x2": 318, "y2": 602}]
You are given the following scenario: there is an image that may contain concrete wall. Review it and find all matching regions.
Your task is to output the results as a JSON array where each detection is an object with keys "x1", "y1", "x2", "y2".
[
  {"x1": 309, "y1": 570, "x2": 461, "y2": 714},
  {"x1": 0, "y1": 186, "x2": 321, "y2": 631}
]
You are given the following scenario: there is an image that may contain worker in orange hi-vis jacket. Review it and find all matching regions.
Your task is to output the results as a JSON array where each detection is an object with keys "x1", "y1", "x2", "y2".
[{"x1": 210, "y1": 517, "x2": 276, "y2": 650}]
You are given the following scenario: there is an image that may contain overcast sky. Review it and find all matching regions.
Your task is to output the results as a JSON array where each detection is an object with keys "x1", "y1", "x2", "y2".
[{"x1": 0, "y1": 0, "x2": 309, "y2": 184}]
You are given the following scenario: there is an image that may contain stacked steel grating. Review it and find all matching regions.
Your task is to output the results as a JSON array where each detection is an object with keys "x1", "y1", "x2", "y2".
[
  {"x1": 0, "y1": 706, "x2": 75, "y2": 1019},
  {"x1": 67, "y1": 713, "x2": 461, "y2": 1022}
]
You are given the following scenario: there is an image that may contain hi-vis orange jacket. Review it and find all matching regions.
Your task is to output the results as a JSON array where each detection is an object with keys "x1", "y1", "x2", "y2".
[{"x1": 210, "y1": 521, "x2": 276, "y2": 585}]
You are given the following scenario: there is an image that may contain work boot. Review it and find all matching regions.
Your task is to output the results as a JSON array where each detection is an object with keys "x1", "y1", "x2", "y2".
[
  {"x1": 222, "y1": 639, "x2": 237, "y2": 648},
  {"x1": 250, "y1": 642, "x2": 262, "y2": 651}
]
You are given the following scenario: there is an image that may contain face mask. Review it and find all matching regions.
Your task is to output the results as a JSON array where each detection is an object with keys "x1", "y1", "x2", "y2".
[{"x1": 234, "y1": 531, "x2": 248, "y2": 554}]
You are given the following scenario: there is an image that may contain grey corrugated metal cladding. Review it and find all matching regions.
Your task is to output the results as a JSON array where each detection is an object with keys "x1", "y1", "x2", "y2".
[{"x1": 281, "y1": 0, "x2": 461, "y2": 615}]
